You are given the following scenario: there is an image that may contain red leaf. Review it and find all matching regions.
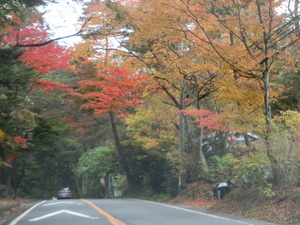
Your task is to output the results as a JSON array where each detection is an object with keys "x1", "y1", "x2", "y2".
[
  {"x1": 2, "y1": 14, "x2": 72, "y2": 74},
  {"x1": 13, "y1": 136, "x2": 28, "y2": 148},
  {"x1": 76, "y1": 66, "x2": 149, "y2": 116}
]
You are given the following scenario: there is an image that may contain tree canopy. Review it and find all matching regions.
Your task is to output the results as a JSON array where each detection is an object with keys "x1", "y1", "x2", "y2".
[{"x1": 0, "y1": 0, "x2": 299, "y2": 199}]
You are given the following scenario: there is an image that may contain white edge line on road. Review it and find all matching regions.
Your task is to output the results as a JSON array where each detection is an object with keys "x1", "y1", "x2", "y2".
[
  {"x1": 43, "y1": 201, "x2": 74, "y2": 206},
  {"x1": 9, "y1": 200, "x2": 46, "y2": 225},
  {"x1": 146, "y1": 201, "x2": 254, "y2": 225}
]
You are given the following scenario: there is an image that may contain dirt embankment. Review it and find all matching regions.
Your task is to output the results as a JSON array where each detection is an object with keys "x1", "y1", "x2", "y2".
[
  {"x1": 0, "y1": 199, "x2": 38, "y2": 225},
  {"x1": 169, "y1": 181, "x2": 300, "y2": 225}
]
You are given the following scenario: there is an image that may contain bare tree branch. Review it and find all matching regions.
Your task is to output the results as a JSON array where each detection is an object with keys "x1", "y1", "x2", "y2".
[{"x1": 13, "y1": 16, "x2": 97, "y2": 48}]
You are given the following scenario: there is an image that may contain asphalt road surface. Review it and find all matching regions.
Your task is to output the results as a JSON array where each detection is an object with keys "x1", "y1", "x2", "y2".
[{"x1": 8, "y1": 199, "x2": 278, "y2": 225}]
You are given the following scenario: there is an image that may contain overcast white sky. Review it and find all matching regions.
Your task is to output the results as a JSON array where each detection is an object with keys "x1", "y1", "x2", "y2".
[
  {"x1": 39, "y1": 0, "x2": 89, "y2": 46},
  {"x1": 39, "y1": 0, "x2": 294, "y2": 46}
]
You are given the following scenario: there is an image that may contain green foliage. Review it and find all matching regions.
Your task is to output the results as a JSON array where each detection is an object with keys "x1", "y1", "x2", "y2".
[
  {"x1": 121, "y1": 138, "x2": 179, "y2": 196},
  {"x1": 0, "y1": 65, "x2": 83, "y2": 198},
  {"x1": 206, "y1": 149, "x2": 276, "y2": 199},
  {"x1": 267, "y1": 110, "x2": 300, "y2": 187},
  {"x1": 208, "y1": 153, "x2": 238, "y2": 182},
  {"x1": 105, "y1": 0, "x2": 130, "y2": 22},
  {"x1": 258, "y1": 183, "x2": 274, "y2": 198},
  {"x1": 126, "y1": 95, "x2": 178, "y2": 153},
  {"x1": 0, "y1": 184, "x2": 11, "y2": 197},
  {"x1": 0, "y1": 48, "x2": 34, "y2": 118},
  {"x1": 273, "y1": 71, "x2": 300, "y2": 112},
  {"x1": 207, "y1": 150, "x2": 275, "y2": 198},
  {"x1": 146, "y1": 193, "x2": 172, "y2": 202},
  {"x1": 124, "y1": 96, "x2": 179, "y2": 195},
  {"x1": 240, "y1": 152, "x2": 270, "y2": 185},
  {"x1": 75, "y1": 145, "x2": 119, "y2": 197},
  {"x1": 17, "y1": 134, "x2": 82, "y2": 198},
  {"x1": 0, "y1": 0, "x2": 46, "y2": 27},
  {"x1": 0, "y1": 47, "x2": 37, "y2": 162},
  {"x1": 125, "y1": 185, "x2": 172, "y2": 202},
  {"x1": 1, "y1": 0, "x2": 299, "y2": 202},
  {"x1": 75, "y1": 145, "x2": 117, "y2": 179},
  {"x1": 113, "y1": 174, "x2": 127, "y2": 192}
]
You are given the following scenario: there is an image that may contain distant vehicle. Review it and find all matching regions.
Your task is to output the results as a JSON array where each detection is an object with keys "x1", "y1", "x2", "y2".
[{"x1": 56, "y1": 187, "x2": 72, "y2": 199}]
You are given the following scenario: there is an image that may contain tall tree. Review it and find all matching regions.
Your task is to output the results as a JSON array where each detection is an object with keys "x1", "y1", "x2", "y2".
[
  {"x1": 0, "y1": 12, "x2": 72, "y2": 167},
  {"x1": 0, "y1": 47, "x2": 35, "y2": 165},
  {"x1": 73, "y1": 65, "x2": 148, "y2": 187},
  {"x1": 131, "y1": 0, "x2": 299, "y2": 185},
  {"x1": 121, "y1": 0, "x2": 226, "y2": 177},
  {"x1": 70, "y1": 0, "x2": 299, "y2": 187}
]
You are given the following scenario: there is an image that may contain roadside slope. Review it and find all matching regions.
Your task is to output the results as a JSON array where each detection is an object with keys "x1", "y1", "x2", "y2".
[{"x1": 169, "y1": 181, "x2": 300, "y2": 225}]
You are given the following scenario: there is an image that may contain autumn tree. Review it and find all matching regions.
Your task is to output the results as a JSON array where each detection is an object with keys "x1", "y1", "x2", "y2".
[
  {"x1": 70, "y1": 0, "x2": 299, "y2": 188},
  {"x1": 113, "y1": 0, "x2": 228, "y2": 179},
  {"x1": 74, "y1": 0, "x2": 237, "y2": 180},
  {"x1": 131, "y1": 0, "x2": 299, "y2": 185},
  {"x1": 0, "y1": 1, "x2": 80, "y2": 197},
  {"x1": 126, "y1": 94, "x2": 178, "y2": 153},
  {"x1": 73, "y1": 65, "x2": 148, "y2": 187},
  {"x1": 72, "y1": 0, "x2": 130, "y2": 64},
  {"x1": 0, "y1": 47, "x2": 35, "y2": 164},
  {"x1": 0, "y1": 11, "x2": 72, "y2": 170},
  {"x1": 0, "y1": 0, "x2": 46, "y2": 26},
  {"x1": 125, "y1": 93, "x2": 180, "y2": 194}
]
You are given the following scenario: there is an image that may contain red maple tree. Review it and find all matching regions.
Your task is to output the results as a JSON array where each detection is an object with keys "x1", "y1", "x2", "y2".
[
  {"x1": 2, "y1": 14, "x2": 72, "y2": 74},
  {"x1": 182, "y1": 109, "x2": 235, "y2": 134},
  {"x1": 0, "y1": 14, "x2": 73, "y2": 164},
  {"x1": 78, "y1": 66, "x2": 147, "y2": 115},
  {"x1": 2, "y1": 13, "x2": 73, "y2": 94},
  {"x1": 75, "y1": 65, "x2": 148, "y2": 186}
]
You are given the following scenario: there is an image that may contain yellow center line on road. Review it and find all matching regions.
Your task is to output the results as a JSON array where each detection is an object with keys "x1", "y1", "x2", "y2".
[{"x1": 81, "y1": 199, "x2": 127, "y2": 225}]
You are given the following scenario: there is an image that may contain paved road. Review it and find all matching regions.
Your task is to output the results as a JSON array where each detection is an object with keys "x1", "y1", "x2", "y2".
[{"x1": 8, "y1": 199, "x2": 278, "y2": 225}]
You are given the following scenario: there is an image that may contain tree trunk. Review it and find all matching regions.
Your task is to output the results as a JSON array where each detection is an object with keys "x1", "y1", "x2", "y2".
[
  {"x1": 257, "y1": 0, "x2": 280, "y2": 185},
  {"x1": 183, "y1": 108, "x2": 209, "y2": 176},
  {"x1": 295, "y1": 0, "x2": 299, "y2": 37},
  {"x1": 199, "y1": 125, "x2": 209, "y2": 173},
  {"x1": 196, "y1": 102, "x2": 208, "y2": 174},
  {"x1": 179, "y1": 93, "x2": 185, "y2": 153},
  {"x1": 178, "y1": 93, "x2": 185, "y2": 191},
  {"x1": 263, "y1": 68, "x2": 280, "y2": 185},
  {"x1": 108, "y1": 111, "x2": 134, "y2": 187},
  {"x1": 74, "y1": 175, "x2": 81, "y2": 197}
]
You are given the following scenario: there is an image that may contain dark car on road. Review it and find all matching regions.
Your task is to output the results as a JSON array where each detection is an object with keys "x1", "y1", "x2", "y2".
[{"x1": 56, "y1": 187, "x2": 72, "y2": 199}]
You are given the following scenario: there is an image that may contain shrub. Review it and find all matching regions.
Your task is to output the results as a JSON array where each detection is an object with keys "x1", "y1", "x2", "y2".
[{"x1": 208, "y1": 153, "x2": 238, "y2": 182}]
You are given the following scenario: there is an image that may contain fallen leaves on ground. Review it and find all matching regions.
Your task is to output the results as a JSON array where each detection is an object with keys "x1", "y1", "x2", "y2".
[{"x1": 169, "y1": 181, "x2": 300, "y2": 225}]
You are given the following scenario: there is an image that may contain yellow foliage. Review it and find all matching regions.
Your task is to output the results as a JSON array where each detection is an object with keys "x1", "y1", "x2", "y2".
[
  {"x1": 0, "y1": 128, "x2": 5, "y2": 142},
  {"x1": 273, "y1": 110, "x2": 300, "y2": 137},
  {"x1": 74, "y1": 0, "x2": 295, "y2": 139},
  {"x1": 214, "y1": 75, "x2": 265, "y2": 133},
  {"x1": 126, "y1": 94, "x2": 178, "y2": 151}
]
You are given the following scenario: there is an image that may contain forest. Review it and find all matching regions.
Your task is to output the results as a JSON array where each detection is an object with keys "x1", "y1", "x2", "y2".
[{"x1": 0, "y1": 0, "x2": 299, "y2": 200}]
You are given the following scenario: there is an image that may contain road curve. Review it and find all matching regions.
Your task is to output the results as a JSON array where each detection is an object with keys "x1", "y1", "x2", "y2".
[{"x1": 8, "y1": 198, "x2": 278, "y2": 225}]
